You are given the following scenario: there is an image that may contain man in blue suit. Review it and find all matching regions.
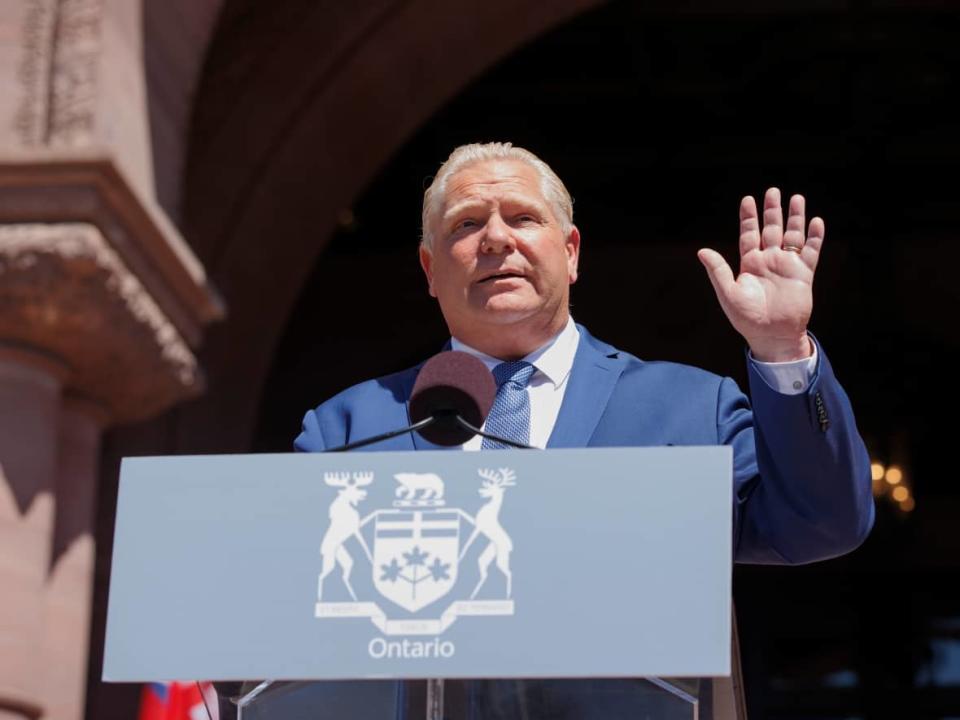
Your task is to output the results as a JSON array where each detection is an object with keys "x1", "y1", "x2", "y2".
[{"x1": 295, "y1": 142, "x2": 873, "y2": 717}]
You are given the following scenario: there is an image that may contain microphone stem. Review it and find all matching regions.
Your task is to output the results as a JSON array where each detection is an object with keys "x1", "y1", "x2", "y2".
[
  {"x1": 326, "y1": 416, "x2": 437, "y2": 452},
  {"x1": 453, "y1": 416, "x2": 534, "y2": 450}
]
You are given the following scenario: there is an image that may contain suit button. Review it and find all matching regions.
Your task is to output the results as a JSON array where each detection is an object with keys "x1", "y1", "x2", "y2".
[{"x1": 814, "y1": 392, "x2": 829, "y2": 431}]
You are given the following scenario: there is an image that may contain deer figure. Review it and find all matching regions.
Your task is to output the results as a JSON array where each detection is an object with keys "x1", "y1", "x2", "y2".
[
  {"x1": 461, "y1": 468, "x2": 515, "y2": 600},
  {"x1": 318, "y1": 471, "x2": 374, "y2": 601}
]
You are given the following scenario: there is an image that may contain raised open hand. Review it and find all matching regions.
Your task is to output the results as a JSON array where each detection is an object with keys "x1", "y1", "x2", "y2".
[{"x1": 697, "y1": 188, "x2": 822, "y2": 362}]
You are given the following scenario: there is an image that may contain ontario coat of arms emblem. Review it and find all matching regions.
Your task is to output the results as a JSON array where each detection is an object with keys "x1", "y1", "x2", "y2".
[{"x1": 314, "y1": 468, "x2": 516, "y2": 635}]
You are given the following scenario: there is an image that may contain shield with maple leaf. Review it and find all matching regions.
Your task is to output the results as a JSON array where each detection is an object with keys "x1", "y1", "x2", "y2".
[{"x1": 371, "y1": 509, "x2": 460, "y2": 612}]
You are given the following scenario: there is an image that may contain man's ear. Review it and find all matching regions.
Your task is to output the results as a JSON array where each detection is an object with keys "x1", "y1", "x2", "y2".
[
  {"x1": 419, "y1": 244, "x2": 437, "y2": 297},
  {"x1": 566, "y1": 226, "x2": 581, "y2": 284}
]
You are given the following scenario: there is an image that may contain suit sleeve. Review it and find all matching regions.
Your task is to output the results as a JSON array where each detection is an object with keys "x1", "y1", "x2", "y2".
[
  {"x1": 723, "y1": 338, "x2": 875, "y2": 564},
  {"x1": 294, "y1": 408, "x2": 328, "y2": 452}
]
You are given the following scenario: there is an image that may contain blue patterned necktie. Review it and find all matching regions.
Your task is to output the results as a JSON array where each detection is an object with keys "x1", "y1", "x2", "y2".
[{"x1": 481, "y1": 361, "x2": 536, "y2": 449}]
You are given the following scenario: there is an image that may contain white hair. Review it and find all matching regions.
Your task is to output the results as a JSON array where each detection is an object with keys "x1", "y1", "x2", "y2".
[{"x1": 420, "y1": 142, "x2": 574, "y2": 252}]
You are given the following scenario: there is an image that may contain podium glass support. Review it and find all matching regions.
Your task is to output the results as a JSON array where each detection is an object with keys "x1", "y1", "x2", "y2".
[
  {"x1": 211, "y1": 610, "x2": 747, "y2": 719},
  {"x1": 213, "y1": 674, "x2": 745, "y2": 720}
]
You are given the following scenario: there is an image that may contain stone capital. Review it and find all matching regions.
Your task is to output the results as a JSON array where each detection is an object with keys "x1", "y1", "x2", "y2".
[{"x1": 0, "y1": 222, "x2": 213, "y2": 423}]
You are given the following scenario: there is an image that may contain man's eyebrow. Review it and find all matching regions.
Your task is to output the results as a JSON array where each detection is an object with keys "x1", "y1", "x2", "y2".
[
  {"x1": 442, "y1": 195, "x2": 548, "y2": 221},
  {"x1": 499, "y1": 194, "x2": 549, "y2": 212},
  {"x1": 442, "y1": 199, "x2": 486, "y2": 221}
]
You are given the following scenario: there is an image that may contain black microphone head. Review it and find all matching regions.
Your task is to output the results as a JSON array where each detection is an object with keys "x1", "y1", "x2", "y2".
[{"x1": 410, "y1": 351, "x2": 496, "y2": 446}]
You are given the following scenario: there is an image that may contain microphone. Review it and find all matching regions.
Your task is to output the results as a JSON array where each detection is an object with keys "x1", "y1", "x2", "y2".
[
  {"x1": 325, "y1": 351, "x2": 532, "y2": 451},
  {"x1": 409, "y1": 350, "x2": 495, "y2": 445}
]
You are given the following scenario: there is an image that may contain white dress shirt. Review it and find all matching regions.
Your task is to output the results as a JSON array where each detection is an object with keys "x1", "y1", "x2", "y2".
[{"x1": 451, "y1": 318, "x2": 818, "y2": 450}]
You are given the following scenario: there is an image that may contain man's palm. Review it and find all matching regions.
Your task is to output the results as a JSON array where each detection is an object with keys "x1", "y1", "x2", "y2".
[{"x1": 698, "y1": 188, "x2": 822, "y2": 361}]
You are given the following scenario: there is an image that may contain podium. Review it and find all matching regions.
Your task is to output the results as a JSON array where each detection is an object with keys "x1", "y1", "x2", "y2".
[{"x1": 104, "y1": 448, "x2": 747, "y2": 719}]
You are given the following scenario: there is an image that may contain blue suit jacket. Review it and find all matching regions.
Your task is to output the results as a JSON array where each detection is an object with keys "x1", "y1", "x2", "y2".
[
  {"x1": 296, "y1": 325, "x2": 874, "y2": 565},
  {"x1": 294, "y1": 326, "x2": 874, "y2": 718}
]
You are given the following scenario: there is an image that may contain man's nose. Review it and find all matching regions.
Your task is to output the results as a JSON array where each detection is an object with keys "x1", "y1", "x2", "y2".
[{"x1": 481, "y1": 214, "x2": 515, "y2": 253}]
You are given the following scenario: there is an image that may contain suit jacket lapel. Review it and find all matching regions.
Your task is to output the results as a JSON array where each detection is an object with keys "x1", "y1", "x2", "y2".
[
  {"x1": 547, "y1": 325, "x2": 626, "y2": 448},
  {"x1": 405, "y1": 329, "x2": 625, "y2": 450}
]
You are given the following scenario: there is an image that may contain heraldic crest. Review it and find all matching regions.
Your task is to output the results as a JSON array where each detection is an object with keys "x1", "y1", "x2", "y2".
[{"x1": 314, "y1": 468, "x2": 517, "y2": 635}]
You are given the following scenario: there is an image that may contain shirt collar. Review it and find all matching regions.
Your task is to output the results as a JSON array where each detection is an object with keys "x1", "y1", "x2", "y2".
[{"x1": 450, "y1": 317, "x2": 580, "y2": 388}]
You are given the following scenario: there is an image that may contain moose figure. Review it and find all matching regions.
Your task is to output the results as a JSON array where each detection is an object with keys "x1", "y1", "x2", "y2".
[
  {"x1": 317, "y1": 471, "x2": 374, "y2": 601},
  {"x1": 460, "y1": 468, "x2": 516, "y2": 600}
]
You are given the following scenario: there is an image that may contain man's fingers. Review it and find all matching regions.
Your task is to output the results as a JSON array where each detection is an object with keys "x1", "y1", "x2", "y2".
[
  {"x1": 697, "y1": 248, "x2": 736, "y2": 299},
  {"x1": 739, "y1": 196, "x2": 761, "y2": 256},
  {"x1": 783, "y1": 194, "x2": 806, "y2": 251},
  {"x1": 802, "y1": 216, "x2": 825, "y2": 271},
  {"x1": 761, "y1": 187, "x2": 783, "y2": 249}
]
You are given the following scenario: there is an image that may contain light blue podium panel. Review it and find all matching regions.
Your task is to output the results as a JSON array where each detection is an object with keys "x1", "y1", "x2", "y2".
[{"x1": 104, "y1": 447, "x2": 742, "y2": 719}]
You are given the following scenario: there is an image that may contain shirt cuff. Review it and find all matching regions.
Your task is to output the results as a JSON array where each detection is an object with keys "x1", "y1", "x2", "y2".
[{"x1": 748, "y1": 341, "x2": 818, "y2": 395}]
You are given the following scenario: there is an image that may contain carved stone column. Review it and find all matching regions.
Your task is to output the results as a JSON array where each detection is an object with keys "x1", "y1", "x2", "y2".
[
  {"x1": 44, "y1": 396, "x2": 107, "y2": 720},
  {"x1": 0, "y1": 348, "x2": 66, "y2": 720},
  {"x1": 0, "y1": 220, "x2": 220, "y2": 720},
  {"x1": 4, "y1": 0, "x2": 156, "y2": 200},
  {"x1": 1, "y1": 2, "x2": 224, "y2": 718}
]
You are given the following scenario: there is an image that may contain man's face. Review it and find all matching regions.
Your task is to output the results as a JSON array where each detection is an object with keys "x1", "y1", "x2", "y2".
[{"x1": 419, "y1": 160, "x2": 580, "y2": 339}]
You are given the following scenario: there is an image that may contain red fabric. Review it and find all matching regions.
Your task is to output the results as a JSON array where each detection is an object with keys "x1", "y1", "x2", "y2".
[{"x1": 139, "y1": 682, "x2": 212, "y2": 720}]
